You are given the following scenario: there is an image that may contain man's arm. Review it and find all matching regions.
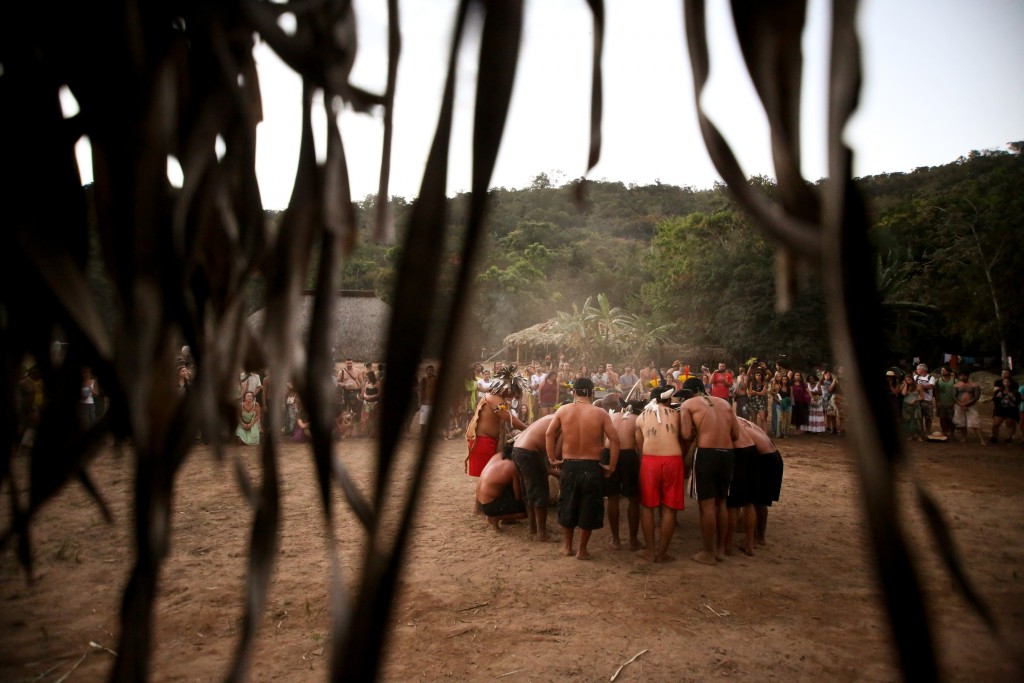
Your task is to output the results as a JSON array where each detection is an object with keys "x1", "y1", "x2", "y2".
[
  {"x1": 680, "y1": 404, "x2": 695, "y2": 442},
  {"x1": 634, "y1": 415, "x2": 645, "y2": 455},
  {"x1": 602, "y1": 412, "x2": 620, "y2": 475},
  {"x1": 545, "y1": 414, "x2": 562, "y2": 464}
]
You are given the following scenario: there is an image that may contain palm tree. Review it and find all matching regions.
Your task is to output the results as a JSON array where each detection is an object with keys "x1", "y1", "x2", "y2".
[
  {"x1": 553, "y1": 301, "x2": 592, "y2": 362},
  {"x1": 583, "y1": 293, "x2": 631, "y2": 362},
  {"x1": 618, "y1": 313, "x2": 677, "y2": 361}
]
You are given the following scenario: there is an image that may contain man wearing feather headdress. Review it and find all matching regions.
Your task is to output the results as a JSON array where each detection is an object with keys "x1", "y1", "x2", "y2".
[{"x1": 465, "y1": 366, "x2": 529, "y2": 484}]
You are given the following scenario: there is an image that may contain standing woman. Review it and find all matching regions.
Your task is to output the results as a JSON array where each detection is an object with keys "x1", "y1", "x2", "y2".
[
  {"x1": 790, "y1": 372, "x2": 810, "y2": 434},
  {"x1": 900, "y1": 374, "x2": 925, "y2": 441},
  {"x1": 733, "y1": 366, "x2": 749, "y2": 419},
  {"x1": 361, "y1": 370, "x2": 382, "y2": 437},
  {"x1": 80, "y1": 366, "x2": 100, "y2": 429},
  {"x1": 769, "y1": 371, "x2": 784, "y2": 437},
  {"x1": 236, "y1": 390, "x2": 261, "y2": 446},
  {"x1": 775, "y1": 376, "x2": 793, "y2": 438},
  {"x1": 820, "y1": 369, "x2": 836, "y2": 434},
  {"x1": 539, "y1": 371, "x2": 559, "y2": 416},
  {"x1": 284, "y1": 382, "x2": 299, "y2": 436},
  {"x1": 991, "y1": 376, "x2": 1019, "y2": 444},
  {"x1": 748, "y1": 369, "x2": 769, "y2": 433},
  {"x1": 828, "y1": 370, "x2": 845, "y2": 435},
  {"x1": 805, "y1": 374, "x2": 826, "y2": 434}
]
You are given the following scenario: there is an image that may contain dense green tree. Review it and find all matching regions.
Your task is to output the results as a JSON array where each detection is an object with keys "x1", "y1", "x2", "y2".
[{"x1": 258, "y1": 144, "x2": 1022, "y2": 367}]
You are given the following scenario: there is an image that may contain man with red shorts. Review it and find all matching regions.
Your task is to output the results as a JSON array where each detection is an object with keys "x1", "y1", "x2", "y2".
[
  {"x1": 466, "y1": 367, "x2": 528, "y2": 510},
  {"x1": 634, "y1": 386, "x2": 686, "y2": 563}
]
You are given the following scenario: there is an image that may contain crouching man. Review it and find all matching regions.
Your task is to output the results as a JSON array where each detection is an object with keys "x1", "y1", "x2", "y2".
[{"x1": 476, "y1": 453, "x2": 527, "y2": 531}]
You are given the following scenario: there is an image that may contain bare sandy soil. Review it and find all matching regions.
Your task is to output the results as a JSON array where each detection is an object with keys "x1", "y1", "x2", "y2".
[{"x1": 2, "y1": 426, "x2": 1023, "y2": 682}]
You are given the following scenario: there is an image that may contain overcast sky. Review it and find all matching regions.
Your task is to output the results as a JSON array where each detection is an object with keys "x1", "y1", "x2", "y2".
[{"x1": 74, "y1": 0, "x2": 1024, "y2": 209}]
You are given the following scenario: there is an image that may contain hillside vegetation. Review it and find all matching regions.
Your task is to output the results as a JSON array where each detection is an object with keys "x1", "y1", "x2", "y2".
[{"x1": 269, "y1": 144, "x2": 1023, "y2": 368}]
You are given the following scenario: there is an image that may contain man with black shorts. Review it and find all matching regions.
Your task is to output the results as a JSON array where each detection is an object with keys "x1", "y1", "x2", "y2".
[
  {"x1": 723, "y1": 417, "x2": 761, "y2": 556},
  {"x1": 604, "y1": 399, "x2": 644, "y2": 550},
  {"x1": 510, "y1": 414, "x2": 559, "y2": 541},
  {"x1": 545, "y1": 378, "x2": 619, "y2": 560},
  {"x1": 680, "y1": 377, "x2": 739, "y2": 566},
  {"x1": 477, "y1": 453, "x2": 527, "y2": 531},
  {"x1": 745, "y1": 417, "x2": 784, "y2": 546}
]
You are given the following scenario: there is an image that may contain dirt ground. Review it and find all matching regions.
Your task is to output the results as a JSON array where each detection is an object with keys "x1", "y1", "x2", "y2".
[{"x1": 2, "y1": 423, "x2": 1023, "y2": 682}]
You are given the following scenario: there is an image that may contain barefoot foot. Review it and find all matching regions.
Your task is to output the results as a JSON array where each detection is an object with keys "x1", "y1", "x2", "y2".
[{"x1": 691, "y1": 551, "x2": 717, "y2": 566}]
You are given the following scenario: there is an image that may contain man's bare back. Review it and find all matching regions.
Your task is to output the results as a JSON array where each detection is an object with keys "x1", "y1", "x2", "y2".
[
  {"x1": 515, "y1": 414, "x2": 556, "y2": 454},
  {"x1": 478, "y1": 454, "x2": 520, "y2": 504},
  {"x1": 681, "y1": 394, "x2": 739, "y2": 448},
  {"x1": 473, "y1": 392, "x2": 527, "y2": 439},
  {"x1": 548, "y1": 401, "x2": 618, "y2": 463},
  {"x1": 737, "y1": 416, "x2": 776, "y2": 454},
  {"x1": 611, "y1": 411, "x2": 637, "y2": 451},
  {"x1": 635, "y1": 404, "x2": 683, "y2": 455}
]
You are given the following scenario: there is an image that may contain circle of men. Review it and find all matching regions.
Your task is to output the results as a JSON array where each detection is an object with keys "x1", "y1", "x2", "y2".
[{"x1": 469, "y1": 367, "x2": 783, "y2": 564}]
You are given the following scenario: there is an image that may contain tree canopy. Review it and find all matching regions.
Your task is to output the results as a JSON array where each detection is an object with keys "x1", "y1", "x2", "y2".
[{"x1": 333, "y1": 144, "x2": 1022, "y2": 368}]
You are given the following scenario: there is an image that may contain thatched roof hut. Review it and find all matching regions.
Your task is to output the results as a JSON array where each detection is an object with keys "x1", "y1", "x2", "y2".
[
  {"x1": 503, "y1": 321, "x2": 562, "y2": 348},
  {"x1": 248, "y1": 290, "x2": 391, "y2": 362}
]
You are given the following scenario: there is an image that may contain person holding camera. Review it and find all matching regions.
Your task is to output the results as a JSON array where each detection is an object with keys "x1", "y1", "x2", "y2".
[{"x1": 710, "y1": 362, "x2": 734, "y2": 403}]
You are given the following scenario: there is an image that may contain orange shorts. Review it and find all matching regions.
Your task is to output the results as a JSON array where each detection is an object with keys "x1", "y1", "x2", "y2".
[{"x1": 639, "y1": 455, "x2": 685, "y2": 510}]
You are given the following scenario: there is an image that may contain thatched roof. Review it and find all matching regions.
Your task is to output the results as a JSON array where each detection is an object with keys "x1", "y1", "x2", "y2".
[
  {"x1": 248, "y1": 292, "x2": 391, "y2": 362},
  {"x1": 503, "y1": 320, "x2": 562, "y2": 348}
]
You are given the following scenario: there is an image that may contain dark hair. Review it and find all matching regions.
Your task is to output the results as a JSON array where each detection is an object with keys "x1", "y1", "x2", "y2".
[
  {"x1": 574, "y1": 377, "x2": 594, "y2": 397},
  {"x1": 366, "y1": 371, "x2": 378, "y2": 384},
  {"x1": 681, "y1": 376, "x2": 705, "y2": 398}
]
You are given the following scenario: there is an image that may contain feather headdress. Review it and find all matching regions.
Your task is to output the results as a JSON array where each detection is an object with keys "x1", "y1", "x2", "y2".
[
  {"x1": 489, "y1": 365, "x2": 529, "y2": 398},
  {"x1": 643, "y1": 385, "x2": 676, "y2": 423}
]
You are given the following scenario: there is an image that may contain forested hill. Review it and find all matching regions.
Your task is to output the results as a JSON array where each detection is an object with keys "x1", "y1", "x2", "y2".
[{"x1": 269, "y1": 144, "x2": 1023, "y2": 369}]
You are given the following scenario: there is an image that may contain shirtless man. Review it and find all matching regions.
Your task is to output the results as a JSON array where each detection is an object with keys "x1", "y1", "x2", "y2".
[
  {"x1": 679, "y1": 376, "x2": 739, "y2": 566},
  {"x1": 545, "y1": 378, "x2": 619, "y2": 560},
  {"x1": 723, "y1": 416, "x2": 760, "y2": 556},
  {"x1": 418, "y1": 365, "x2": 438, "y2": 433},
  {"x1": 510, "y1": 414, "x2": 560, "y2": 541},
  {"x1": 603, "y1": 399, "x2": 644, "y2": 550},
  {"x1": 466, "y1": 370, "x2": 528, "y2": 509},
  {"x1": 953, "y1": 371, "x2": 985, "y2": 445},
  {"x1": 634, "y1": 387, "x2": 685, "y2": 562},
  {"x1": 639, "y1": 361, "x2": 658, "y2": 387},
  {"x1": 476, "y1": 453, "x2": 528, "y2": 531},
  {"x1": 336, "y1": 359, "x2": 363, "y2": 414},
  {"x1": 743, "y1": 417, "x2": 784, "y2": 546}
]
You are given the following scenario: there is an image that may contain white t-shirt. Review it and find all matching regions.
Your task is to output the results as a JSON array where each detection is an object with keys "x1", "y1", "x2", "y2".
[{"x1": 915, "y1": 373, "x2": 936, "y2": 401}]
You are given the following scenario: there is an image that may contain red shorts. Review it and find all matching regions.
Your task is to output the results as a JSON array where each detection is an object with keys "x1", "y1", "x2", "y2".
[
  {"x1": 467, "y1": 436, "x2": 499, "y2": 477},
  {"x1": 639, "y1": 454, "x2": 686, "y2": 510}
]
